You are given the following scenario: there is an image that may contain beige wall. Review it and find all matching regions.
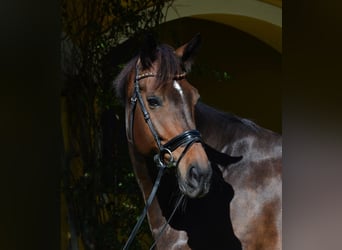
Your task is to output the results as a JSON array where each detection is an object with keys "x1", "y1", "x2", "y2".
[
  {"x1": 154, "y1": 0, "x2": 282, "y2": 132},
  {"x1": 164, "y1": 0, "x2": 282, "y2": 52}
]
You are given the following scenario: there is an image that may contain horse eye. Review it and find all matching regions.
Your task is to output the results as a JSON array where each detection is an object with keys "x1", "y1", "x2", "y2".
[{"x1": 147, "y1": 96, "x2": 162, "y2": 108}]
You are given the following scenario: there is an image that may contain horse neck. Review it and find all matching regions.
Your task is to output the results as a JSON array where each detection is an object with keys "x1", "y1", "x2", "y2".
[{"x1": 195, "y1": 102, "x2": 282, "y2": 158}]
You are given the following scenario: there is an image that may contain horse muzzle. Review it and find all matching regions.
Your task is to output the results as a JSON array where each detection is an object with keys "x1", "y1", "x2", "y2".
[
  {"x1": 155, "y1": 130, "x2": 212, "y2": 198},
  {"x1": 179, "y1": 161, "x2": 212, "y2": 198}
]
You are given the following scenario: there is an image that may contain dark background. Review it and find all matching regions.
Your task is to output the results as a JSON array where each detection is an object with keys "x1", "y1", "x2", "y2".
[{"x1": 1, "y1": 1, "x2": 342, "y2": 250}]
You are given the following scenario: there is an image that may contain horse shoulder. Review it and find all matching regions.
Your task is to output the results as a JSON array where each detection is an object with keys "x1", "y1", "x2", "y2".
[{"x1": 220, "y1": 134, "x2": 282, "y2": 250}]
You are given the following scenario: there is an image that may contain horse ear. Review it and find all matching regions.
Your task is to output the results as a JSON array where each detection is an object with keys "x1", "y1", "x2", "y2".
[
  {"x1": 175, "y1": 33, "x2": 202, "y2": 71},
  {"x1": 140, "y1": 33, "x2": 158, "y2": 69}
]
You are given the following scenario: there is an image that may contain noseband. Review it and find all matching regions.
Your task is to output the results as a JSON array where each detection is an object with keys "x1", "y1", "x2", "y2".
[{"x1": 123, "y1": 63, "x2": 202, "y2": 249}]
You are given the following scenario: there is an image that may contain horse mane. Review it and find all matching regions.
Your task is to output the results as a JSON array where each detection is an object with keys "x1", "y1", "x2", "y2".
[
  {"x1": 113, "y1": 44, "x2": 183, "y2": 103},
  {"x1": 113, "y1": 57, "x2": 137, "y2": 102},
  {"x1": 195, "y1": 102, "x2": 262, "y2": 133}
]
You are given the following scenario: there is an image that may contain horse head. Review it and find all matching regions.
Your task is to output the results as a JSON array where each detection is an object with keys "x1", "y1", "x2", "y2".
[{"x1": 115, "y1": 34, "x2": 212, "y2": 198}]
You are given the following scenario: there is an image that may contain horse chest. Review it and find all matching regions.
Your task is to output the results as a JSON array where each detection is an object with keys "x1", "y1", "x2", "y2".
[
  {"x1": 222, "y1": 159, "x2": 282, "y2": 250},
  {"x1": 155, "y1": 170, "x2": 242, "y2": 250}
]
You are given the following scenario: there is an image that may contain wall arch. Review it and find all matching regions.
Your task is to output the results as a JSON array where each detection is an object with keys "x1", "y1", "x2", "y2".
[{"x1": 164, "y1": 0, "x2": 282, "y2": 52}]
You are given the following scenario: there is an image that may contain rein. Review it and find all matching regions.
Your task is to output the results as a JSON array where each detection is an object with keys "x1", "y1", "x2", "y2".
[{"x1": 123, "y1": 63, "x2": 202, "y2": 249}]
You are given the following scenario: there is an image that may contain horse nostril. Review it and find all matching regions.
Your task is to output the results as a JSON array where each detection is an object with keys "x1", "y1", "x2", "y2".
[
  {"x1": 188, "y1": 166, "x2": 201, "y2": 186},
  {"x1": 183, "y1": 164, "x2": 212, "y2": 198}
]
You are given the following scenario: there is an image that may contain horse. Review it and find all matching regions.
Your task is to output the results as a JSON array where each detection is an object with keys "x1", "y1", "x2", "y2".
[{"x1": 114, "y1": 34, "x2": 282, "y2": 250}]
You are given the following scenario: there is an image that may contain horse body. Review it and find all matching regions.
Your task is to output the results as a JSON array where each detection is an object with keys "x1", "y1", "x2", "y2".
[
  {"x1": 195, "y1": 102, "x2": 282, "y2": 250},
  {"x1": 114, "y1": 34, "x2": 281, "y2": 250}
]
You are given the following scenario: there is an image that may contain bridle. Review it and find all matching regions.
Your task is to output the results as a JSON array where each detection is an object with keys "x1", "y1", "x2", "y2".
[
  {"x1": 128, "y1": 62, "x2": 202, "y2": 168},
  {"x1": 123, "y1": 61, "x2": 203, "y2": 249}
]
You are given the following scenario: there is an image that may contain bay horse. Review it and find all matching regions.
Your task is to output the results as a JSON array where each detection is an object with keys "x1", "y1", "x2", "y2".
[{"x1": 114, "y1": 34, "x2": 282, "y2": 250}]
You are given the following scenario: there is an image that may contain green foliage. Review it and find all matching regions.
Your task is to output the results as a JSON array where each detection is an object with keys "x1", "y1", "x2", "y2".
[
  {"x1": 61, "y1": 1, "x2": 174, "y2": 249},
  {"x1": 190, "y1": 62, "x2": 233, "y2": 83}
]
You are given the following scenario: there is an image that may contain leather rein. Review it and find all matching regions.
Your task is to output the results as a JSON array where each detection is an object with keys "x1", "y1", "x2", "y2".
[{"x1": 123, "y1": 62, "x2": 202, "y2": 249}]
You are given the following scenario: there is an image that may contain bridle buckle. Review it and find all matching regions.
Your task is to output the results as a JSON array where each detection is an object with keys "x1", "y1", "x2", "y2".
[{"x1": 154, "y1": 147, "x2": 175, "y2": 169}]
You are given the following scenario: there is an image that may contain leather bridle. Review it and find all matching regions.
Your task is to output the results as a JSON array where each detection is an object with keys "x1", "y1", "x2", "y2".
[
  {"x1": 123, "y1": 62, "x2": 203, "y2": 249},
  {"x1": 128, "y1": 63, "x2": 202, "y2": 168}
]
